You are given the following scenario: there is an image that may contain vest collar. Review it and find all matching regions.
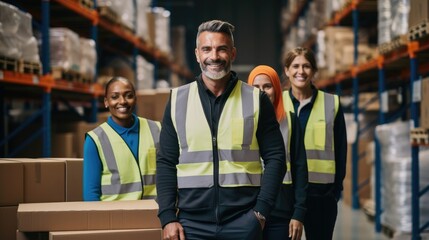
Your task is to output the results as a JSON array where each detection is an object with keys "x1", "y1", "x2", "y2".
[{"x1": 107, "y1": 114, "x2": 139, "y2": 135}]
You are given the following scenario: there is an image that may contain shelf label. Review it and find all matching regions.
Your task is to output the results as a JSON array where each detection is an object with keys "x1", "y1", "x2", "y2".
[
  {"x1": 412, "y1": 78, "x2": 421, "y2": 103},
  {"x1": 32, "y1": 76, "x2": 39, "y2": 84},
  {"x1": 381, "y1": 91, "x2": 388, "y2": 113},
  {"x1": 0, "y1": 71, "x2": 3, "y2": 80}
]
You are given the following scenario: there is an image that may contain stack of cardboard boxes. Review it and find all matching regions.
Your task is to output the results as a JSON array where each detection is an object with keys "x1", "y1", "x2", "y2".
[{"x1": 0, "y1": 158, "x2": 161, "y2": 240}]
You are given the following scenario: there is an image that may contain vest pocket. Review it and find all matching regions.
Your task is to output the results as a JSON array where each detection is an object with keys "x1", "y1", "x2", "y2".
[
  {"x1": 232, "y1": 118, "x2": 244, "y2": 145},
  {"x1": 313, "y1": 122, "x2": 326, "y2": 149},
  {"x1": 147, "y1": 148, "x2": 157, "y2": 171}
]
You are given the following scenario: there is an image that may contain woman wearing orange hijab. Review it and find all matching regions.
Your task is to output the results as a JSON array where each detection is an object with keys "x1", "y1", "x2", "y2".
[{"x1": 248, "y1": 65, "x2": 308, "y2": 240}]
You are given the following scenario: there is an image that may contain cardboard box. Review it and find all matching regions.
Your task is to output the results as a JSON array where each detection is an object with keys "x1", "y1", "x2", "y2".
[
  {"x1": 48, "y1": 229, "x2": 161, "y2": 240},
  {"x1": 4, "y1": 159, "x2": 65, "y2": 203},
  {"x1": 154, "y1": 89, "x2": 170, "y2": 121},
  {"x1": 0, "y1": 206, "x2": 18, "y2": 240},
  {"x1": 0, "y1": 160, "x2": 24, "y2": 206},
  {"x1": 136, "y1": 89, "x2": 157, "y2": 120},
  {"x1": 51, "y1": 133, "x2": 75, "y2": 158},
  {"x1": 136, "y1": 89, "x2": 170, "y2": 122},
  {"x1": 17, "y1": 200, "x2": 160, "y2": 232},
  {"x1": 409, "y1": 0, "x2": 429, "y2": 27},
  {"x1": 44, "y1": 158, "x2": 83, "y2": 202},
  {"x1": 62, "y1": 121, "x2": 98, "y2": 158}
]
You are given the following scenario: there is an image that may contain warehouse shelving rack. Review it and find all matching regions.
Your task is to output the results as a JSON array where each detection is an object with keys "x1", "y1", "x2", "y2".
[
  {"x1": 282, "y1": 0, "x2": 429, "y2": 239},
  {"x1": 0, "y1": 0, "x2": 193, "y2": 158}
]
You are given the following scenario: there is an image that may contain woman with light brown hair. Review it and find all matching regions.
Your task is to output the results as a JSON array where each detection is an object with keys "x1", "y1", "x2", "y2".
[{"x1": 283, "y1": 47, "x2": 347, "y2": 240}]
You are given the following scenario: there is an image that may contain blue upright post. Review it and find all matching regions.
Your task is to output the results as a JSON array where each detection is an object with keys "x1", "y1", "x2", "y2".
[
  {"x1": 375, "y1": 58, "x2": 385, "y2": 232},
  {"x1": 0, "y1": 86, "x2": 4, "y2": 156},
  {"x1": 41, "y1": 0, "x2": 50, "y2": 74},
  {"x1": 410, "y1": 54, "x2": 421, "y2": 240},
  {"x1": 351, "y1": 5, "x2": 360, "y2": 210},
  {"x1": 42, "y1": 91, "x2": 51, "y2": 157},
  {"x1": 41, "y1": 0, "x2": 51, "y2": 157},
  {"x1": 89, "y1": 0, "x2": 98, "y2": 123}
]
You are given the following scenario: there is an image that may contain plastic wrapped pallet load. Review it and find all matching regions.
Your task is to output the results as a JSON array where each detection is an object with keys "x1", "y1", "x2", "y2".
[
  {"x1": 50, "y1": 28, "x2": 80, "y2": 72},
  {"x1": 376, "y1": 120, "x2": 429, "y2": 234},
  {"x1": 0, "y1": 1, "x2": 40, "y2": 63}
]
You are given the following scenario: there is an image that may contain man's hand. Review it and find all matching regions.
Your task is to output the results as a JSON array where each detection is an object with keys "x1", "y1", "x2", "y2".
[
  {"x1": 289, "y1": 219, "x2": 303, "y2": 240},
  {"x1": 254, "y1": 211, "x2": 266, "y2": 229},
  {"x1": 163, "y1": 222, "x2": 185, "y2": 240}
]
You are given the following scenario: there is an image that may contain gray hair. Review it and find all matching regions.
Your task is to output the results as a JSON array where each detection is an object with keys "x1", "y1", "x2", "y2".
[{"x1": 196, "y1": 20, "x2": 235, "y2": 47}]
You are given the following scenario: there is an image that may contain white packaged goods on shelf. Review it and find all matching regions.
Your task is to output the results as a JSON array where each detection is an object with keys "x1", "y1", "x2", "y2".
[
  {"x1": 50, "y1": 28, "x2": 80, "y2": 71},
  {"x1": 0, "y1": 1, "x2": 40, "y2": 62},
  {"x1": 79, "y1": 37, "x2": 97, "y2": 78},
  {"x1": 390, "y1": 0, "x2": 410, "y2": 38},
  {"x1": 378, "y1": 0, "x2": 392, "y2": 44},
  {"x1": 317, "y1": 27, "x2": 370, "y2": 75},
  {"x1": 153, "y1": 7, "x2": 171, "y2": 55},
  {"x1": 376, "y1": 121, "x2": 429, "y2": 233},
  {"x1": 136, "y1": 55, "x2": 154, "y2": 90},
  {"x1": 378, "y1": 0, "x2": 410, "y2": 44},
  {"x1": 135, "y1": 0, "x2": 151, "y2": 42},
  {"x1": 97, "y1": 0, "x2": 135, "y2": 31}
]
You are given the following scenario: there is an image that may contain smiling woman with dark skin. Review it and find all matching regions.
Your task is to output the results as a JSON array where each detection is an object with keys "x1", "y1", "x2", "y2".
[{"x1": 83, "y1": 76, "x2": 161, "y2": 201}]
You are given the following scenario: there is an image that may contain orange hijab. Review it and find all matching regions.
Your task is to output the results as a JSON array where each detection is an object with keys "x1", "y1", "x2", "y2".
[{"x1": 247, "y1": 65, "x2": 286, "y2": 122}]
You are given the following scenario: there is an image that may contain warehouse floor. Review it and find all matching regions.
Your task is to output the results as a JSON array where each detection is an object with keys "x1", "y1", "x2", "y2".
[
  {"x1": 302, "y1": 200, "x2": 390, "y2": 240},
  {"x1": 332, "y1": 201, "x2": 389, "y2": 240}
]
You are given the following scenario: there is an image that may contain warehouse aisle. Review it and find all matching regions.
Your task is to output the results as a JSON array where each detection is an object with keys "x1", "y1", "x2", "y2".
[
  {"x1": 302, "y1": 200, "x2": 389, "y2": 240},
  {"x1": 332, "y1": 200, "x2": 389, "y2": 240}
]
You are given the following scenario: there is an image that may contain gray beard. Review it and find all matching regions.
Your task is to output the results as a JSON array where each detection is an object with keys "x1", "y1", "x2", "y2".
[{"x1": 200, "y1": 63, "x2": 231, "y2": 80}]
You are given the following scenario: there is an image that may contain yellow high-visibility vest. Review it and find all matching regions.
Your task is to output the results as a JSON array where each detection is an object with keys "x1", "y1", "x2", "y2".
[
  {"x1": 283, "y1": 90, "x2": 339, "y2": 184},
  {"x1": 87, "y1": 117, "x2": 160, "y2": 200},
  {"x1": 171, "y1": 81, "x2": 262, "y2": 188}
]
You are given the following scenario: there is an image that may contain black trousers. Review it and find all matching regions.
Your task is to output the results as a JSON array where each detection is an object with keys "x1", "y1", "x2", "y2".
[
  {"x1": 304, "y1": 195, "x2": 338, "y2": 240},
  {"x1": 179, "y1": 209, "x2": 263, "y2": 240},
  {"x1": 263, "y1": 216, "x2": 291, "y2": 240}
]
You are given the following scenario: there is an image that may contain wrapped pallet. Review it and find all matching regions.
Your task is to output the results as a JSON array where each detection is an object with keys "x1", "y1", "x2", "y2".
[
  {"x1": 97, "y1": 0, "x2": 135, "y2": 31},
  {"x1": 0, "y1": 1, "x2": 40, "y2": 63},
  {"x1": 153, "y1": 7, "x2": 171, "y2": 55},
  {"x1": 378, "y1": 0, "x2": 410, "y2": 44},
  {"x1": 135, "y1": 0, "x2": 152, "y2": 43},
  {"x1": 376, "y1": 121, "x2": 429, "y2": 233},
  {"x1": 79, "y1": 37, "x2": 97, "y2": 80},
  {"x1": 50, "y1": 28, "x2": 80, "y2": 72}
]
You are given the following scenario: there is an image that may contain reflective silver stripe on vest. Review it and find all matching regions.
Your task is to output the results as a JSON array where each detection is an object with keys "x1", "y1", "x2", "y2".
[
  {"x1": 323, "y1": 93, "x2": 335, "y2": 151},
  {"x1": 143, "y1": 174, "x2": 156, "y2": 186},
  {"x1": 176, "y1": 85, "x2": 190, "y2": 151},
  {"x1": 306, "y1": 150, "x2": 335, "y2": 160},
  {"x1": 309, "y1": 172, "x2": 335, "y2": 183},
  {"x1": 93, "y1": 127, "x2": 143, "y2": 195},
  {"x1": 178, "y1": 175, "x2": 213, "y2": 188},
  {"x1": 280, "y1": 117, "x2": 292, "y2": 183},
  {"x1": 175, "y1": 82, "x2": 259, "y2": 188},
  {"x1": 219, "y1": 172, "x2": 262, "y2": 186},
  {"x1": 144, "y1": 120, "x2": 159, "y2": 186},
  {"x1": 241, "y1": 83, "x2": 254, "y2": 150},
  {"x1": 148, "y1": 120, "x2": 160, "y2": 148}
]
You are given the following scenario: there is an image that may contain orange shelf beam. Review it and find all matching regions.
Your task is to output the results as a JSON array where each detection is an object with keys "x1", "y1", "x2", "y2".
[
  {"x1": 0, "y1": 71, "x2": 53, "y2": 91},
  {"x1": 53, "y1": 0, "x2": 97, "y2": 23}
]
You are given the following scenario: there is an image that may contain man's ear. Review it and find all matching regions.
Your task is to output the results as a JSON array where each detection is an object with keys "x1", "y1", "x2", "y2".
[{"x1": 195, "y1": 48, "x2": 200, "y2": 63}]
